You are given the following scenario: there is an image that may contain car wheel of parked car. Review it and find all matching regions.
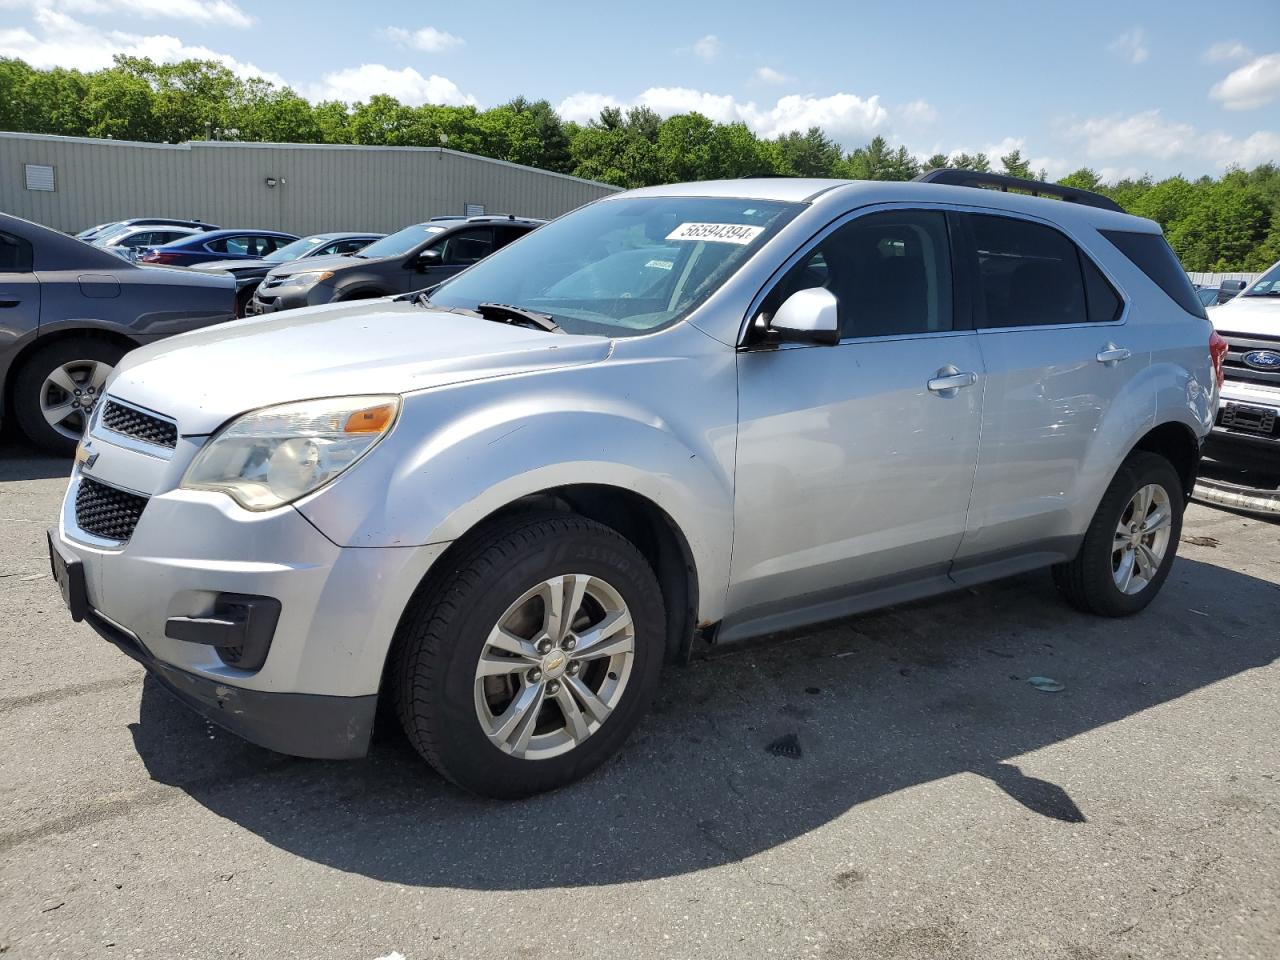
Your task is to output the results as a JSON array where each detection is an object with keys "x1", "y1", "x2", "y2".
[
  {"x1": 1052, "y1": 451, "x2": 1183, "y2": 617},
  {"x1": 392, "y1": 512, "x2": 666, "y2": 798},
  {"x1": 13, "y1": 338, "x2": 128, "y2": 455}
]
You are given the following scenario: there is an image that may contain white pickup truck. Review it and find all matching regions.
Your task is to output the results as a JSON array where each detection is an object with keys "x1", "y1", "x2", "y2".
[{"x1": 1208, "y1": 259, "x2": 1280, "y2": 453}]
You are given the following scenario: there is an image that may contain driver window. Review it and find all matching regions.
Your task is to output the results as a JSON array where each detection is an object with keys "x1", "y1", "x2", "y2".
[
  {"x1": 439, "y1": 228, "x2": 494, "y2": 265},
  {"x1": 763, "y1": 210, "x2": 953, "y2": 339}
]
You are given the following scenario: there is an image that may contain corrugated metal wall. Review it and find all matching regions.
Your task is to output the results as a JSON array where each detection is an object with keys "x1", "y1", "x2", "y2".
[{"x1": 0, "y1": 133, "x2": 620, "y2": 234}]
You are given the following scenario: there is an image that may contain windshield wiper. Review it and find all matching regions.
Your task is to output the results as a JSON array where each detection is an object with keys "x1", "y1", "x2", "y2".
[{"x1": 475, "y1": 302, "x2": 562, "y2": 334}]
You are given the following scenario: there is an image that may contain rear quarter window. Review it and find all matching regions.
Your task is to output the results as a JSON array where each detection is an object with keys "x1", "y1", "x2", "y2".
[
  {"x1": 1099, "y1": 230, "x2": 1207, "y2": 320},
  {"x1": 0, "y1": 231, "x2": 34, "y2": 272}
]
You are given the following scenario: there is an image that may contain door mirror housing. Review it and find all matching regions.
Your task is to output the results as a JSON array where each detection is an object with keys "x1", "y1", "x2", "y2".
[
  {"x1": 768, "y1": 287, "x2": 840, "y2": 346},
  {"x1": 415, "y1": 247, "x2": 443, "y2": 270}
]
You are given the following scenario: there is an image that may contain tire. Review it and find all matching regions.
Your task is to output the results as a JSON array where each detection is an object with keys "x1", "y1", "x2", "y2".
[
  {"x1": 1052, "y1": 451, "x2": 1184, "y2": 617},
  {"x1": 234, "y1": 286, "x2": 256, "y2": 318},
  {"x1": 12, "y1": 338, "x2": 128, "y2": 456},
  {"x1": 392, "y1": 512, "x2": 666, "y2": 798}
]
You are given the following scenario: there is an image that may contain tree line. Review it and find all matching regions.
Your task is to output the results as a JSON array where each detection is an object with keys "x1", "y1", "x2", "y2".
[{"x1": 2, "y1": 56, "x2": 1277, "y2": 272}]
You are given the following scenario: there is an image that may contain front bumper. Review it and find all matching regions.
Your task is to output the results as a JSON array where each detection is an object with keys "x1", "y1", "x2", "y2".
[
  {"x1": 1212, "y1": 382, "x2": 1280, "y2": 453},
  {"x1": 247, "y1": 282, "x2": 332, "y2": 315},
  {"x1": 54, "y1": 449, "x2": 448, "y2": 758}
]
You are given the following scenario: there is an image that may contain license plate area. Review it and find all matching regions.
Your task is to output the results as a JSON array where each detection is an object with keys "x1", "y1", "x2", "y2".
[
  {"x1": 47, "y1": 531, "x2": 88, "y2": 622},
  {"x1": 1220, "y1": 402, "x2": 1278, "y2": 437}
]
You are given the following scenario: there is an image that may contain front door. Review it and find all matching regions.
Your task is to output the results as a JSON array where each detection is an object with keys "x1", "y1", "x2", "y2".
[
  {"x1": 407, "y1": 227, "x2": 495, "y2": 292},
  {"x1": 725, "y1": 208, "x2": 985, "y2": 639}
]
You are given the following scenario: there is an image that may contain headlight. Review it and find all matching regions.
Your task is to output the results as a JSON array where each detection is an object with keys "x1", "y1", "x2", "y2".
[
  {"x1": 277, "y1": 270, "x2": 333, "y2": 287},
  {"x1": 181, "y1": 396, "x2": 399, "y2": 510}
]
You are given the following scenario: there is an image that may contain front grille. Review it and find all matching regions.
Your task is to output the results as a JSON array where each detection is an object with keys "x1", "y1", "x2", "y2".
[
  {"x1": 101, "y1": 400, "x2": 177, "y2": 449},
  {"x1": 75, "y1": 477, "x2": 149, "y2": 542},
  {"x1": 1219, "y1": 330, "x2": 1280, "y2": 389}
]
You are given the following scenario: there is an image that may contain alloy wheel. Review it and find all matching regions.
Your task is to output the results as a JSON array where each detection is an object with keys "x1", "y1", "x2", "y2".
[
  {"x1": 473, "y1": 574, "x2": 636, "y2": 760},
  {"x1": 39, "y1": 359, "x2": 112, "y2": 442},
  {"x1": 1112, "y1": 482, "x2": 1173, "y2": 595}
]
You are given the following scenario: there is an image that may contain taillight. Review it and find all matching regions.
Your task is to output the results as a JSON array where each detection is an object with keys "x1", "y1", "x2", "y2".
[
  {"x1": 144, "y1": 251, "x2": 179, "y2": 264},
  {"x1": 1209, "y1": 330, "x2": 1228, "y2": 389}
]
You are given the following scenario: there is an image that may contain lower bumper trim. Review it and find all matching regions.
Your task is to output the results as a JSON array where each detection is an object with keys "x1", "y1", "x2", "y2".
[{"x1": 85, "y1": 608, "x2": 376, "y2": 760}]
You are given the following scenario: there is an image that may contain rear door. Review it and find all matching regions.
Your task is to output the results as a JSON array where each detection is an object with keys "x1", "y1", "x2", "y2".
[
  {"x1": 0, "y1": 230, "x2": 40, "y2": 348},
  {"x1": 727, "y1": 207, "x2": 985, "y2": 637},
  {"x1": 951, "y1": 210, "x2": 1141, "y2": 579}
]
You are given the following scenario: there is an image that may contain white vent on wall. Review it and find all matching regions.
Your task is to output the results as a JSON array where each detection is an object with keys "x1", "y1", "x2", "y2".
[
  {"x1": 464, "y1": 203, "x2": 485, "y2": 216},
  {"x1": 24, "y1": 164, "x2": 55, "y2": 192}
]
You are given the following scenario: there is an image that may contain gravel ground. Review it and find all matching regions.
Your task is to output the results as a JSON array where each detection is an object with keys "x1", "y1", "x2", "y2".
[{"x1": 2, "y1": 440, "x2": 1278, "y2": 960}]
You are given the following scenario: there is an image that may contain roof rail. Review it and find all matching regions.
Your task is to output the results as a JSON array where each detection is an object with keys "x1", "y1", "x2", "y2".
[{"x1": 913, "y1": 168, "x2": 1124, "y2": 213}]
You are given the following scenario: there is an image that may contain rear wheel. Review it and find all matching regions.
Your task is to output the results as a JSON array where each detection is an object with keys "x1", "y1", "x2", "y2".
[
  {"x1": 12, "y1": 338, "x2": 127, "y2": 455},
  {"x1": 1052, "y1": 451, "x2": 1183, "y2": 616},
  {"x1": 392, "y1": 513, "x2": 665, "y2": 798}
]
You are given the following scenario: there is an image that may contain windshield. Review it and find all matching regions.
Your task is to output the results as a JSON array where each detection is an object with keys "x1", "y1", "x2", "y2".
[
  {"x1": 1244, "y1": 261, "x2": 1280, "y2": 296},
  {"x1": 427, "y1": 197, "x2": 801, "y2": 336},
  {"x1": 356, "y1": 224, "x2": 446, "y2": 259},
  {"x1": 265, "y1": 236, "x2": 329, "y2": 263}
]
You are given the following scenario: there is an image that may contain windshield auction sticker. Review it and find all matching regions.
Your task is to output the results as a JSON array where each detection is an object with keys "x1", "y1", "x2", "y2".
[{"x1": 666, "y1": 222, "x2": 766, "y2": 245}]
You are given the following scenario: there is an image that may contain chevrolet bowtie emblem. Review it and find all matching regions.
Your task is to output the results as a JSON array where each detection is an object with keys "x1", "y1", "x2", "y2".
[{"x1": 75, "y1": 442, "x2": 98, "y2": 470}]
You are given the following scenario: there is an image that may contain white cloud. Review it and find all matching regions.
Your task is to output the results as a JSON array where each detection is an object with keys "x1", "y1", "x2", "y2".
[
  {"x1": 1210, "y1": 52, "x2": 1280, "y2": 110},
  {"x1": 1056, "y1": 109, "x2": 1280, "y2": 174},
  {"x1": 2, "y1": 0, "x2": 252, "y2": 28},
  {"x1": 1203, "y1": 40, "x2": 1252, "y2": 63},
  {"x1": 753, "y1": 66, "x2": 793, "y2": 85},
  {"x1": 382, "y1": 26, "x2": 464, "y2": 53},
  {"x1": 0, "y1": 8, "x2": 280, "y2": 81},
  {"x1": 556, "y1": 86, "x2": 889, "y2": 143},
  {"x1": 305, "y1": 63, "x2": 477, "y2": 107},
  {"x1": 899, "y1": 99, "x2": 937, "y2": 124},
  {"x1": 692, "y1": 34, "x2": 721, "y2": 61},
  {"x1": 1109, "y1": 27, "x2": 1149, "y2": 64}
]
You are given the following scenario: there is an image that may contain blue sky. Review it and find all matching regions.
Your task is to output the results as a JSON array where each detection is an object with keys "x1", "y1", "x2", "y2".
[{"x1": 2, "y1": 0, "x2": 1278, "y2": 181}]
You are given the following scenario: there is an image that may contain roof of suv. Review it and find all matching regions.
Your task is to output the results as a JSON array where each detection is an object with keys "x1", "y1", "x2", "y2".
[{"x1": 619, "y1": 177, "x2": 1157, "y2": 233}]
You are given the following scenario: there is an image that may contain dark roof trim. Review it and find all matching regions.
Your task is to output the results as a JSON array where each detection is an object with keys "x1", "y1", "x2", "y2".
[{"x1": 913, "y1": 168, "x2": 1124, "y2": 213}]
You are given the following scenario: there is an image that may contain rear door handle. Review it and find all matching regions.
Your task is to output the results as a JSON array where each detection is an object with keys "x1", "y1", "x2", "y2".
[
  {"x1": 0, "y1": 295, "x2": 19, "y2": 308},
  {"x1": 1096, "y1": 344, "x2": 1131, "y2": 365},
  {"x1": 927, "y1": 367, "x2": 978, "y2": 395}
]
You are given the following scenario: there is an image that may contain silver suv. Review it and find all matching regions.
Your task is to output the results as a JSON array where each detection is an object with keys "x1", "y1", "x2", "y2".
[{"x1": 49, "y1": 172, "x2": 1220, "y2": 798}]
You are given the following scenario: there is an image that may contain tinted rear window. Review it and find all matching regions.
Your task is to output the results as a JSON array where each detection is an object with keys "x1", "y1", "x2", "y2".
[
  {"x1": 968, "y1": 214, "x2": 1087, "y2": 327},
  {"x1": 0, "y1": 231, "x2": 33, "y2": 272},
  {"x1": 1099, "y1": 230, "x2": 1206, "y2": 319}
]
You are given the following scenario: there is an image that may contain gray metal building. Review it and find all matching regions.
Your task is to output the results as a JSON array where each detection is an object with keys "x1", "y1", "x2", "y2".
[{"x1": 0, "y1": 132, "x2": 619, "y2": 235}]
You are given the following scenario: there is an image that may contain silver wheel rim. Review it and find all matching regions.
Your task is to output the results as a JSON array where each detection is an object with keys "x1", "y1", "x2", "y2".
[
  {"x1": 39, "y1": 360, "x2": 112, "y2": 441},
  {"x1": 1112, "y1": 483, "x2": 1173, "y2": 595},
  {"x1": 473, "y1": 574, "x2": 635, "y2": 760}
]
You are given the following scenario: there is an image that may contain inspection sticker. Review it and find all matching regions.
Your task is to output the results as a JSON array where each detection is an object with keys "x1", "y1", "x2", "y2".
[{"x1": 665, "y1": 222, "x2": 765, "y2": 245}]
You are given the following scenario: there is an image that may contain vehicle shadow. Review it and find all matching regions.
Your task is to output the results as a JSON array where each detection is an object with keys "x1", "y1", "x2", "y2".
[
  {"x1": 0, "y1": 438, "x2": 70, "y2": 482},
  {"x1": 129, "y1": 556, "x2": 1280, "y2": 890}
]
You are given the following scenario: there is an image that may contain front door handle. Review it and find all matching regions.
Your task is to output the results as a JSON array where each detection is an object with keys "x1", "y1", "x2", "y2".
[
  {"x1": 927, "y1": 367, "x2": 978, "y2": 396},
  {"x1": 1096, "y1": 344, "x2": 1131, "y2": 365},
  {"x1": 0, "y1": 295, "x2": 19, "y2": 308}
]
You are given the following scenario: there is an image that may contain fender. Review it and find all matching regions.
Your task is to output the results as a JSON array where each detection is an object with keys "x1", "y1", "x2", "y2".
[{"x1": 296, "y1": 339, "x2": 740, "y2": 623}]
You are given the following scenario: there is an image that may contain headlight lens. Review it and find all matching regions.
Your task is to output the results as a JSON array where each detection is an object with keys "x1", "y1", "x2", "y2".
[
  {"x1": 181, "y1": 396, "x2": 399, "y2": 510},
  {"x1": 278, "y1": 270, "x2": 333, "y2": 287}
]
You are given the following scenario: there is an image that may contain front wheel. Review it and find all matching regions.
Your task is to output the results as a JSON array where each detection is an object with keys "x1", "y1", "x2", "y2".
[
  {"x1": 1052, "y1": 451, "x2": 1183, "y2": 617},
  {"x1": 392, "y1": 513, "x2": 666, "y2": 798},
  {"x1": 12, "y1": 338, "x2": 127, "y2": 455}
]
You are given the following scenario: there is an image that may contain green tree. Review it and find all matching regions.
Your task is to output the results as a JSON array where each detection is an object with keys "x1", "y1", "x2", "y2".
[
  {"x1": 770, "y1": 127, "x2": 840, "y2": 176},
  {"x1": 1057, "y1": 167, "x2": 1103, "y2": 192}
]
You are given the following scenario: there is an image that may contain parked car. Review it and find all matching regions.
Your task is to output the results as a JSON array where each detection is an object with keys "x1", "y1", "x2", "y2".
[
  {"x1": 95, "y1": 225, "x2": 202, "y2": 261},
  {"x1": 49, "y1": 173, "x2": 1218, "y2": 798},
  {"x1": 189, "y1": 232, "x2": 384, "y2": 315},
  {"x1": 1196, "y1": 287, "x2": 1220, "y2": 309},
  {"x1": 0, "y1": 212, "x2": 235, "y2": 454},
  {"x1": 1207, "y1": 258, "x2": 1280, "y2": 459},
  {"x1": 138, "y1": 229, "x2": 298, "y2": 268},
  {"x1": 247, "y1": 216, "x2": 541, "y2": 314},
  {"x1": 76, "y1": 218, "x2": 218, "y2": 243}
]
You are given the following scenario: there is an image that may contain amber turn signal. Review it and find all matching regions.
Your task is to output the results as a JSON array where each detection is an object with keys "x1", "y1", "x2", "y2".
[{"x1": 343, "y1": 401, "x2": 398, "y2": 434}]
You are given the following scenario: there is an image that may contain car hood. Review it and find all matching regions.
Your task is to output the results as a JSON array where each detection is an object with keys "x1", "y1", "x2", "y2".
[
  {"x1": 1209, "y1": 296, "x2": 1280, "y2": 336},
  {"x1": 108, "y1": 300, "x2": 612, "y2": 434},
  {"x1": 264, "y1": 253, "x2": 361, "y2": 279},
  {"x1": 189, "y1": 258, "x2": 267, "y2": 274}
]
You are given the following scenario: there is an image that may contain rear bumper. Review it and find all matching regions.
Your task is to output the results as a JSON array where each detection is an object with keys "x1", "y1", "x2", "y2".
[{"x1": 85, "y1": 604, "x2": 377, "y2": 759}]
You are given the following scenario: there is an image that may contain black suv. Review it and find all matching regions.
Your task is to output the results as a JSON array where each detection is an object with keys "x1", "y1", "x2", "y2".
[{"x1": 247, "y1": 216, "x2": 544, "y2": 314}]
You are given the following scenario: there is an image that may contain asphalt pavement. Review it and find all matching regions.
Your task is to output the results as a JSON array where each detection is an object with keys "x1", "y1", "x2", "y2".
[{"x1": 2, "y1": 439, "x2": 1278, "y2": 959}]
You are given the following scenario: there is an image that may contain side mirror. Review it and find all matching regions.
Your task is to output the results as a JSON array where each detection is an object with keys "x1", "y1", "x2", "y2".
[
  {"x1": 768, "y1": 287, "x2": 840, "y2": 346},
  {"x1": 415, "y1": 248, "x2": 443, "y2": 270}
]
